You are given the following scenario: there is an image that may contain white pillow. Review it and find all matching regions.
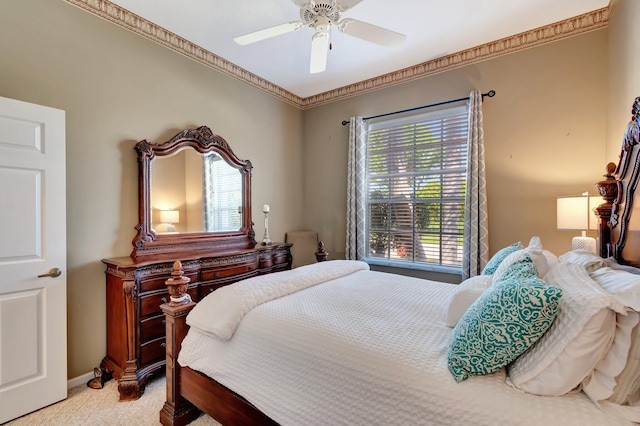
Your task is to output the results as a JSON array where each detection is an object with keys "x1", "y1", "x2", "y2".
[
  {"x1": 508, "y1": 262, "x2": 625, "y2": 395},
  {"x1": 492, "y1": 250, "x2": 548, "y2": 283},
  {"x1": 492, "y1": 237, "x2": 554, "y2": 282},
  {"x1": 590, "y1": 267, "x2": 640, "y2": 310},
  {"x1": 559, "y1": 250, "x2": 607, "y2": 272},
  {"x1": 604, "y1": 257, "x2": 640, "y2": 275},
  {"x1": 584, "y1": 311, "x2": 640, "y2": 404},
  {"x1": 609, "y1": 320, "x2": 640, "y2": 405},
  {"x1": 583, "y1": 267, "x2": 640, "y2": 407},
  {"x1": 445, "y1": 275, "x2": 492, "y2": 327},
  {"x1": 528, "y1": 236, "x2": 543, "y2": 250},
  {"x1": 542, "y1": 250, "x2": 559, "y2": 270}
]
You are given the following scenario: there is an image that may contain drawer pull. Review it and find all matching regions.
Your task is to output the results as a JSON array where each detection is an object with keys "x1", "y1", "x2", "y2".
[
  {"x1": 209, "y1": 288, "x2": 215, "y2": 293},
  {"x1": 161, "y1": 342, "x2": 166, "y2": 348},
  {"x1": 161, "y1": 297, "x2": 168, "y2": 304},
  {"x1": 162, "y1": 319, "x2": 166, "y2": 325},
  {"x1": 214, "y1": 272, "x2": 220, "y2": 277}
]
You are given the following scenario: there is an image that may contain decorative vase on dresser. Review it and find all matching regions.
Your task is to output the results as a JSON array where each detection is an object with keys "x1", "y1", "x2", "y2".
[{"x1": 100, "y1": 126, "x2": 292, "y2": 400}]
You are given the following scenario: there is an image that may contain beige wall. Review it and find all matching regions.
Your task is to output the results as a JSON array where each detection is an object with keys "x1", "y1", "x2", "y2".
[
  {"x1": 302, "y1": 30, "x2": 608, "y2": 276},
  {"x1": 607, "y1": 0, "x2": 640, "y2": 160},
  {"x1": 0, "y1": 0, "x2": 304, "y2": 378}
]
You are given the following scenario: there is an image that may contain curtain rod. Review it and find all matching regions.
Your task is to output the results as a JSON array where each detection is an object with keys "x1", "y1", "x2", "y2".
[{"x1": 340, "y1": 90, "x2": 496, "y2": 126}]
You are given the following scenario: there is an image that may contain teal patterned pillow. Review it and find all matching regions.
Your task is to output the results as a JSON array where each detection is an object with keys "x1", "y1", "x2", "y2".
[
  {"x1": 448, "y1": 257, "x2": 562, "y2": 383},
  {"x1": 481, "y1": 242, "x2": 524, "y2": 275}
]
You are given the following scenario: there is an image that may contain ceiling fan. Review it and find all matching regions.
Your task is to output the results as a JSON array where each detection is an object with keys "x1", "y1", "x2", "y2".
[{"x1": 233, "y1": 0, "x2": 406, "y2": 74}]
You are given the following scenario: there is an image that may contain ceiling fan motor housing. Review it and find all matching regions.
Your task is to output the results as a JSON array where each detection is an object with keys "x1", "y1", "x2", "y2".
[{"x1": 300, "y1": 2, "x2": 341, "y2": 31}]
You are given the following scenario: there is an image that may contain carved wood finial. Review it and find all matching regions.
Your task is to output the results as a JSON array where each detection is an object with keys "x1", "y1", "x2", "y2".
[
  {"x1": 596, "y1": 162, "x2": 618, "y2": 204},
  {"x1": 315, "y1": 241, "x2": 329, "y2": 262},
  {"x1": 164, "y1": 261, "x2": 192, "y2": 306},
  {"x1": 594, "y1": 162, "x2": 619, "y2": 258}
]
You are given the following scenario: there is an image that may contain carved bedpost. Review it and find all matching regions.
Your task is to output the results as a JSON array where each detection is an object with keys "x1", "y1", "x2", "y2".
[
  {"x1": 596, "y1": 97, "x2": 640, "y2": 262},
  {"x1": 315, "y1": 241, "x2": 329, "y2": 262},
  {"x1": 165, "y1": 260, "x2": 192, "y2": 305},
  {"x1": 160, "y1": 261, "x2": 199, "y2": 426},
  {"x1": 595, "y1": 162, "x2": 619, "y2": 258}
]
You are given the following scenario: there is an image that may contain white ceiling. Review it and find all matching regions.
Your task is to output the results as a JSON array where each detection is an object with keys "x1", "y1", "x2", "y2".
[{"x1": 106, "y1": 0, "x2": 609, "y2": 99}]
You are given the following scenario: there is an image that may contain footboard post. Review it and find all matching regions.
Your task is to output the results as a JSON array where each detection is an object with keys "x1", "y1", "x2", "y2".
[{"x1": 160, "y1": 261, "x2": 199, "y2": 426}]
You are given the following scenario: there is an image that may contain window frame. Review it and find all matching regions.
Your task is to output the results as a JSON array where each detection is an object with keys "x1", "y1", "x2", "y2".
[{"x1": 364, "y1": 104, "x2": 469, "y2": 274}]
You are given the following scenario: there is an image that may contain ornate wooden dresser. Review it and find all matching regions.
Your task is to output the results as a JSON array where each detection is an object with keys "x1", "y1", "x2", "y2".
[
  {"x1": 101, "y1": 244, "x2": 291, "y2": 400},
  {"x1": 101, "y1": 126, "x2": 292, "y2": 400}
]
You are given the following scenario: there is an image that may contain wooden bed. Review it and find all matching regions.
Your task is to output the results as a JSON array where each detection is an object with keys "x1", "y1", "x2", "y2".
[{"x1": 159, "y1": 96, "x2": 640, "y2": 426}]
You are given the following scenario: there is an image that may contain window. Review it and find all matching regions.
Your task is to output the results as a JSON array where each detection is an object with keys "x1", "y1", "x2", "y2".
[
  {"x1": 365, "y1": 105, "x2": 468, "y2": 272},
  {"x1": 203, "y1": 152, "x2": 242, "y2": 232}
]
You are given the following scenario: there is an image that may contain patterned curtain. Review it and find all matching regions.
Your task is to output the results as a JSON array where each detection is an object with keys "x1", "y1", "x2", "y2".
[
  {"x1": 462, "y1": 90, "x2": 489, "y2": 279},
  {"x1": 345, "y1": 116, "x2": 367, "y2": 260}
]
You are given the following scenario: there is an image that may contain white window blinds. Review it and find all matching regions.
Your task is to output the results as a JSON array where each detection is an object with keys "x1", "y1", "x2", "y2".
[
  {"x1": 366, "y1": 105, "x2": 468, "y2": 270},
  {"x1": 203, "y1": 153, "x2": 242, "y2": 232}
]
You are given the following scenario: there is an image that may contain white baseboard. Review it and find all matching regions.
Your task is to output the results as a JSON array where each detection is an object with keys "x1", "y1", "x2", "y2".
[{"x1": 67, "y1": 371, "x2": 95, "y2": 389}]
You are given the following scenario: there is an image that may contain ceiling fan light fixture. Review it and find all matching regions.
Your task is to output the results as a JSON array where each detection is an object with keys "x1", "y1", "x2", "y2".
[
  {"x1": 310, "y1": 31, "x2": 329, "y2": 73},
  {"x1": 233, "y1": 21, "x2": 303, "y2": 45}
]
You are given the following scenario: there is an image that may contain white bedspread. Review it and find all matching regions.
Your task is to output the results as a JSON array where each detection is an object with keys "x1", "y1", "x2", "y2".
[
  {"x1": 187, "y1": 260, "x2": 369, "y2": 340},
  {"x1": 179, "y1": 265, "x2": 633, "y2": 426}
]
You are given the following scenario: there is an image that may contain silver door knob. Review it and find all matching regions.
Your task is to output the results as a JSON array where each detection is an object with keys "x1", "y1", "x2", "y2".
[{"x1": 38, "y1": 268, "x2": 62, "y2": 278}]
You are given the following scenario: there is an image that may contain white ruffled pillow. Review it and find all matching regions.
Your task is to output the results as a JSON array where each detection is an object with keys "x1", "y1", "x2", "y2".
[
  {"x1": 608, "y1": 322, "x2": 640, "y2": 405},
  {"x1": 508, "y1": 262, "x2": 625, "y2": 395},
  {"x1": 583, "y1": 267, "x2": 640, "y2": 411},
  {"x1": 445, "y1": 275, "x2": 493, "y2": 327},
  {"x1": 590, "y1": 267, "x2": 640, "y2": 310},
  {"x1": 559, "y1": 250, "x2": 607, "y2": 272},
  {"x1": 583, "y1": 311, "x2": 640, "y2": 405}
]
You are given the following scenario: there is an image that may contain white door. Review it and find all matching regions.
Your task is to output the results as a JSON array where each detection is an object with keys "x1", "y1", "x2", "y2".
[{"x1": 0, "y1": 96, "x2": 67, "y2": 423}]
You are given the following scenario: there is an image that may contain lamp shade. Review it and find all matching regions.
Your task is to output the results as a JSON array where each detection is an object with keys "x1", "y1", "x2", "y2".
[
  {"x1": 159, "y1": 210, "x2": 179, "y2": 224},
  {"x1": 557, "y1": 193, "x2": 598, "y2": 253},
  {"x1": 557, "y1": 196, "x2": 588, "y2": 230}
]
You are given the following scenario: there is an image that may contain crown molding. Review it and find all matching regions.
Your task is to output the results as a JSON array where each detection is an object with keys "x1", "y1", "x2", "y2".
[{"x1": 65, "y1": 0, "x2": 608, "y2": 110}]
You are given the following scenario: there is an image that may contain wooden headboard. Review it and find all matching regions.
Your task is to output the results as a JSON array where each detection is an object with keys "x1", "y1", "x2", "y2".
[{"x1": 596, "y1": 96, "x2": 640, "y2": 265}]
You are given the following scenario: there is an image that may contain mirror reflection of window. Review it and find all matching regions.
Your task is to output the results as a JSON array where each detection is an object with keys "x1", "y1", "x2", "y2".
[{"x1": 203, "y1": 152, "x2": 242, "y2": 232}]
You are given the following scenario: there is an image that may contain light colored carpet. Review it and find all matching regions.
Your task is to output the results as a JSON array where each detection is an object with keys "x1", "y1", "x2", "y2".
[{"x1": 6, "y1": 377, "x2": 220, "y2": 426}]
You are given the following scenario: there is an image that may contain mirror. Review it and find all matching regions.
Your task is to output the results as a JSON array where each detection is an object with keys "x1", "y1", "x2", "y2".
[
  {"x1": 151, "y1": 150, "x2": 242, "y2": 234},
  {"x1": 131, "y1": 126, "x2": 256, "y2": 261}
]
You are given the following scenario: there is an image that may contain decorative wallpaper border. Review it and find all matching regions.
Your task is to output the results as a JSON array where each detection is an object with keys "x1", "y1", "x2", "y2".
[{"x1": 64, "y1": 0, "x2": 608, "y2": 110}]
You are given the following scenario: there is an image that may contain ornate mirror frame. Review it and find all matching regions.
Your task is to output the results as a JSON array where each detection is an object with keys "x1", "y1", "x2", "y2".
[{"x1": 130, "y1": 126, "x2": 256, "y2": 261}]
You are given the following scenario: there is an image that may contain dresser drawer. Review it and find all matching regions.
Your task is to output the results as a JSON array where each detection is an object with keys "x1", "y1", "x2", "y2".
[
  {"x1": 201, "y1": 261, "x2": 258, "y2": 281},
  {"x1": 140, "y1": 286, "x2": 198, "y2": 319},
  {"x1": 140, "y1": 314, "x2": 165, "y2": 342},
  {"x1": 200, "y1": 270, "x2": 257, "y2": 297},
  {"x1": 139, "y1": 271, "x2": 198, "y2": 293},
  {"x1": 140, "y1": 336, "x2": 165, "y2": 367}
]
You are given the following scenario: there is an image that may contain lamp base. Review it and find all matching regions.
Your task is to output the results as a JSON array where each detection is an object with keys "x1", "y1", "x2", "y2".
[{"x1": 572, "y1": 236, "x2": 596, "y2": 253}]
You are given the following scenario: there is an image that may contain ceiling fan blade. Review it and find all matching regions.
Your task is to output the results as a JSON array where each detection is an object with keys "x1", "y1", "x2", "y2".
[
  {"x1": 234, "y1": 21, "x2": 304, "y2": 45},
  {"x1": 338, "y1": 18, "x2": 406, "y2": 47},
  {"x1": 290, "y1": 0, "x2": 310, "y2": 7},
  {"x1": 309, "y1": 31, "x2": 329, "y2": 74},
  {"x1": 336, "y1": 0, "x2": 365, "y2": 11}
]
